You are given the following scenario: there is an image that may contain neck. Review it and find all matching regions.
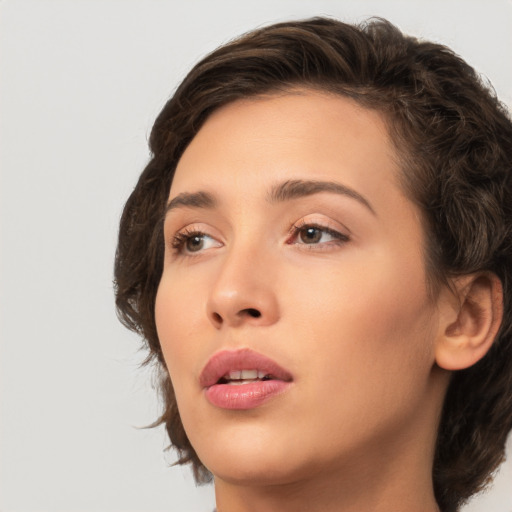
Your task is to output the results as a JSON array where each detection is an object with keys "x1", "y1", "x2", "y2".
[{"x1": 214, "y1": 454, "x2": 440, "y2": 512}]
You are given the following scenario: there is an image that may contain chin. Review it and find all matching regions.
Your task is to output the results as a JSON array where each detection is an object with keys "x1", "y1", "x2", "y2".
[
  {"x1": 208, "y1": 455, "x2": 310, "y2": 487},
  {"x1": 191, "y1": 424, "x2": 311, "y2": 486}
]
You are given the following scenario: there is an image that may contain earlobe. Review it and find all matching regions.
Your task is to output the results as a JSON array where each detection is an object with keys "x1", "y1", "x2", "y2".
[{"x1": 435, "y1": 273, "x2": 503, "y2": 371}]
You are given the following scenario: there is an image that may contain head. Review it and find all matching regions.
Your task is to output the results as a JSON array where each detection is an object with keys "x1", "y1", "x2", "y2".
[{"x1": 114, "y1": 17, "x2": 512, "y2": 512}]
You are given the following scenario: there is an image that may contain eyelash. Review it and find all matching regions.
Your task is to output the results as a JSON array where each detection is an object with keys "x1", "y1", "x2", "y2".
[
  {"x1": 288, "y1": 220, "x2": 350, "y2": 248},
  {"x1": 169, "y1": 222, "x2": 350, "y2": 257},
  {"x1": 170, "y1": 227, "x2": 208, "y2": 255}
]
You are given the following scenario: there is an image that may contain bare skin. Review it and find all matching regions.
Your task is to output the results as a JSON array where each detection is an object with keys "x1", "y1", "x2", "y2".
[{"x1": 155, "y1": 90, "x2": 499, "y2": 512}]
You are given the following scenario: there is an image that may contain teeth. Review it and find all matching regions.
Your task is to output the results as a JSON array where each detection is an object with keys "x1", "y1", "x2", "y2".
[
  {"x1": 241, "y1": 369, "x2": 258, "y2": 380},
  {"x1": 224, "y1": 369, "x2": 270, "y2": 382}
]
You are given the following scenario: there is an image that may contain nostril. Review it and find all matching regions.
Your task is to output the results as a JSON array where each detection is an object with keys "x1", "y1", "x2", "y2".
[
  {"x1": 245, "y1": 308, "x2": 261, "y2": 318},
  {"x1": 212, "y1": 312, "x2": 222, "y2": 323}
]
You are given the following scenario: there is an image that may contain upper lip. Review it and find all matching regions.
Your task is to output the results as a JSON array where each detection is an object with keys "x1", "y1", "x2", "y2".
[{"x1": 199, "y1": 348, "x2": 293, "y2": 388}]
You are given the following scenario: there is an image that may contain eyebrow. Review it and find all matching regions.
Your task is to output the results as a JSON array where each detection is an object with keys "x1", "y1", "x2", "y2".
[
  {"x1": 267, "y1": 179, "x2": 375, "y2": 215},
  {"x1": 165, "y1": 190, "x2": 217, "y2": 214},
  {"x1": 164, "y1": 179, "x2": 375, "y2": 217}
]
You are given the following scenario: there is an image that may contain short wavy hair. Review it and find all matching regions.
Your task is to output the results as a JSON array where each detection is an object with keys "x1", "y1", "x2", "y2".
[{"x1": 114, "y1": 17, "x2": 512, "y2": 512}]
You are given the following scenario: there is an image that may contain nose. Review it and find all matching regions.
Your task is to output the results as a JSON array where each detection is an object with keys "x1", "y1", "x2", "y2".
[{"x1": 206, "y1": 243, "x2": 280, "y2": 329}]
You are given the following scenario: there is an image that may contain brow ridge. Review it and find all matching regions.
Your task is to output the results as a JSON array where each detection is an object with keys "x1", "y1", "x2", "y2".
[
  {"x1": 268, "y1": 179, "x2": 375, "y2": 215},
  {"x1": 165, "y1": 191, "x2": 217, "y2": 214},
  {"x1": 164, "y1": 178, "x2": 375, "y2": 217}
]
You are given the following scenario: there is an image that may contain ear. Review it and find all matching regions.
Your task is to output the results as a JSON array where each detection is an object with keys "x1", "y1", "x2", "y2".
[{"x1": 435, "y1": 273, "x2": 503, "y2": 371}]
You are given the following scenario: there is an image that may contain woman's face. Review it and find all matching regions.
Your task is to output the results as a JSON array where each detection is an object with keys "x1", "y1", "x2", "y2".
[{"x1": 156, "y1": 91, "x2": 446, "y2": 486}]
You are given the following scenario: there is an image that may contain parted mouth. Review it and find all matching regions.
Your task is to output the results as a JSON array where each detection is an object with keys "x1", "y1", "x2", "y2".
[
  {"x1": 216, "y1": 369, "x2": 279, "y2": 385},
  {"x1": 199, "y1": 348, "x2": 293, "y2": 388}
]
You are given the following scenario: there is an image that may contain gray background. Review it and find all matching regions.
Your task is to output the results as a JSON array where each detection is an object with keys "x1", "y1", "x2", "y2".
[{"x1": 1, "y1": 1, "x2": 511, "y2": 511}]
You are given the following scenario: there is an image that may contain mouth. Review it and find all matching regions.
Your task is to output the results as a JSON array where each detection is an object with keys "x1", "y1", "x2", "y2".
[
  {"x1": 217, "y1": 369, "x2": 277, "y2": 385},
  {"x1": 200, "y1": 348, "x2": 293, "y2": 410}
]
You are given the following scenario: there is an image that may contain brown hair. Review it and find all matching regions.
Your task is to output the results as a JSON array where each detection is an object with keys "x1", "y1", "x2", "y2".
[{"x1": 114, "y1": 17, "x2": 512, "y2": 512}]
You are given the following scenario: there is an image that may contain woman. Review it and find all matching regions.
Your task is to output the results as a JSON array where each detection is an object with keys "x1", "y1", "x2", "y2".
[{"x1": 114, "y1": 17, "x2": 512, "y2": 512}]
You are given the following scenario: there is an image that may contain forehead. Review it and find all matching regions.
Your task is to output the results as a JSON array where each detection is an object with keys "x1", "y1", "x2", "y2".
[{"x1": 170, "y1": 90, "x2": 403, "y2": 211}]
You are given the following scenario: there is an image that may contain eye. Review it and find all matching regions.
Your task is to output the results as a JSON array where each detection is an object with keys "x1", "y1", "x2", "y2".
[
  {"x1": 171, "y1": 229, "x2": 222, "y2": 255},
  {"x1": 289, "y1": 222, "x2": 349, "y2": 247}
]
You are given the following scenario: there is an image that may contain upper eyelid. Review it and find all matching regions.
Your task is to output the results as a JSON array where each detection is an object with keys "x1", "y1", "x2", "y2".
[
  {"x1": 169, "y1": 229, "x2": 223, "y2": 259},
  {"x1": 165, "y1": 220, "x2": 219, "y2": 237},
  {"x1": 173, "y1": 228, "x2": 214, "y2": 240},
  {"x1": 291, "y1": 216, "x2": 351, "y2": 237},
  {"x1": 290, "y1": 223, "x2": 349, "y2": 243},
  {"x1": 170, "y1": 225, "x2": 221, "y2": 243}
]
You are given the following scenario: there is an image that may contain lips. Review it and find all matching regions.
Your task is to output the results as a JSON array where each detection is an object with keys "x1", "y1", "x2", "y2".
[{"x1": 200, "y1": 348, "x2": 293, "y2": 410}]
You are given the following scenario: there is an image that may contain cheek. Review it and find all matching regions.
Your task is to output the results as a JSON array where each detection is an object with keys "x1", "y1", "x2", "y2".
[
  {"x1": 289, "y1": 262, "x2": 436, "y2": 444},
  {"x1": 283, "y1": 251, "x2": 436, "y2": 382},
  {"x1": 154, "y1": 272, "x2": 205, "y2": 387}
]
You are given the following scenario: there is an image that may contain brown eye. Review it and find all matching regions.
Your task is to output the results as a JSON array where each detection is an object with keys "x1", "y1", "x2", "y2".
[
  {"x1": 186, "y1": 235, "x2": 205, "y2": 252},
  {"x1": 299, "y1": 227, "x2": 323, "y2": 244},
  {"x1": 171, "y1": 230, "x2": 222, "y2": 255},
  {"x1": 290, "y1": 223, "x2": 349, "y2": 248}
]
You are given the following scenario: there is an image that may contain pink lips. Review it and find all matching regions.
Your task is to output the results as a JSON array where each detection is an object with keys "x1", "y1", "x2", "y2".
[{"x1": 200, "y1": 348, "x2": 293, "y2": 410}]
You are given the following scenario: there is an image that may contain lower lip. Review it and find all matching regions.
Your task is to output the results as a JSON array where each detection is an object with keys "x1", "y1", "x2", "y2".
[{"x1": 205, "y1": 380, "x2": 291, "y2": 410}]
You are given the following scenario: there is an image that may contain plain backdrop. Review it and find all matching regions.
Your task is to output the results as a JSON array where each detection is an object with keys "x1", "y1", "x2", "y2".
[{"x1": 1, "y1": 1, "x2": 511, "y2": 511}]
